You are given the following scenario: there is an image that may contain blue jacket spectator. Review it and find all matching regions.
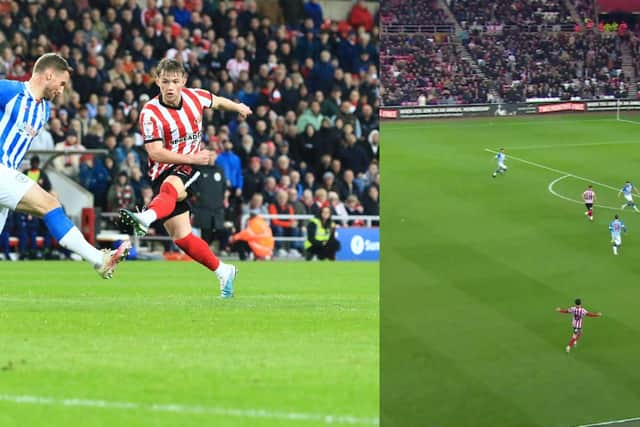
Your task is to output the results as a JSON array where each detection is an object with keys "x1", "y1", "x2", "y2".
[
  {"x1": 310, "y1": 51, "x2": 335, "y2": 93},
  {"x1": 304, "y1": 0, "x2": 324, "y2": 30},
  {"x1": 216, "y1": 140, "x2": 244, "y2": 192}
]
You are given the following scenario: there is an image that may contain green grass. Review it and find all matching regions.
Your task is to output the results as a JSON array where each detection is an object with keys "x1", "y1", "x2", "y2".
[
  {"x1": 0, "y1": 261, "x2": 378, "y2": 427},
  {"x1": 382, "y1": 114, "x2": 640, "y2": 427}
]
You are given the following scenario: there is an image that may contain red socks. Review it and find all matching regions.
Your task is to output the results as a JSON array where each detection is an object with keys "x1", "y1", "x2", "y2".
[
  {"x1": 175, "y1": 233, "x2": 220, "y2": 271},
  {"x1": 568, "y1": 337, "x2": 578, "y2": 348},
  {"x1": 148, "y1": 182, "x2": 179, "y2": 220}
]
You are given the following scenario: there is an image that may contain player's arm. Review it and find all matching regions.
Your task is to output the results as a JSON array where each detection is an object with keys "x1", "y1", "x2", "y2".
[
  {"x1": 145, "y1": 140, "x2": 215, "y2": 165},
  {"x1": 211, "y1": 94, "x2": 253, "y2": 118},
  {"x1": 555, "y1": 307, "x2": 569, "y2": 314},
  {"x1": 586, "y1": 312, "x2": 602, "y2": 317}
]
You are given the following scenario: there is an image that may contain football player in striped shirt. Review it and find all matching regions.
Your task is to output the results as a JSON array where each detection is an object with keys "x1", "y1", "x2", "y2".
[
  {"x1": 618, "y1": 180, "x2": 640, "y2": 212},
  {"x1": 119, "y1": 59, "x2": 252, "y2": 298},
  {"x1": 609, "y1": 214, "x2": 627, "y2": 255},
  {"x1": 582, "y1": 185, "x2": 596, "y2": 221},
  {"x1": 556, "y1": 298, "x2": 602, "y2": 353},
  {"x1": 491, "y1": 148, "x2": 507, "y2": 178},
  {"x1": 0, "y1": 53, "x2": 129, "y2": 278}
]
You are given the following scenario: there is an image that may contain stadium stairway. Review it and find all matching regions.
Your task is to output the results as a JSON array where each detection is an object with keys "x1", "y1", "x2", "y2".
[
  {"x1": 436, "y1": 0, "x2": 487, "y2": 79},
  {"x1": 621, "y1": 41, "x2": 638, "y2": 98},
  {"x1": 563, "y1": 0, "x2": 582, "y2": 25}
]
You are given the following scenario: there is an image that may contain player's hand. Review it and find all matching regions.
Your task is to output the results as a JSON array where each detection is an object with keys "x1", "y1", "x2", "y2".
[
  {"x1": 597, "y1": 312, "x2": 603, "y2": 317},
  {"x1": 236, "y1": 103, "x2": 252, "y2": 118},
  {"x1": 555, "y1": 307, "x2": 562, "y2": 312},
  {"x1": 191, "y1": 150, "x2": 216, "y2": 165}
]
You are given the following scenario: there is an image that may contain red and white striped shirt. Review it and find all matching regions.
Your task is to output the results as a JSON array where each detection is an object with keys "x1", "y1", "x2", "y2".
[
  {"x1": 139, "y1": 87, "x2": 213, "y2": 181},
  {"x1": 583, "y1": 189, "x2": 595, "y2": 203},
  {"x1": 569, "y1": 306, "x2": 588, "y2": 328}
]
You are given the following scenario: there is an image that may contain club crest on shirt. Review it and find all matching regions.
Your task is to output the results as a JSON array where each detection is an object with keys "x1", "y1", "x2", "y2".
[
  {"x1": 142, "y1": 120, "x2": 155, "y2": 138},
  {"x1": 17, "y1": 122, "x2": 38, "y2": 138}
]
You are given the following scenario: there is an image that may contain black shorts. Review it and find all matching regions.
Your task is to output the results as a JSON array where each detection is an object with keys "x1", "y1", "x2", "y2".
[
  {"x1": 151, "y1": 164, "x2": 202, "y2": 222},
  {"x1": 573, "y1": 327, "x2": 582, "y2": 335},
  {"x1": 585, "y1": 203, "x2": 593, "y2": 210}
]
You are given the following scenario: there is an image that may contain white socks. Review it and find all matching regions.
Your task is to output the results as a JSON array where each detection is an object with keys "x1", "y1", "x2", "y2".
[
  {"x1": 215, "y1": 262, "x2": 229, "y2": 279},
  {"x1": 58, "y1": 226, "x2": 104, "y2": 267},
  {"x1": 136, "y1": 210, "x2": 158, "y2": 227}
]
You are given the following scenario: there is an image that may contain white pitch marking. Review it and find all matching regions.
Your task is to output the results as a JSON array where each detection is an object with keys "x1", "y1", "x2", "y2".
[
  {"x1": 505, "y1": 140, "x2": 640, "y2": 151},
  {"x1": 0, "y1": 394, "x2": 379, "y2": 426},
  {"x1": 616, "y1": 118, "x2": 640, "y2": 126},
  {"x1": 484, "y1": 149, "x2": 620, "y2": 192},
  {"x1": 575, "y1": 416, "x2": 640, "y2": 427},
  {"x1": 548, "y1": 175, "x2": 621, "y2": 211}
]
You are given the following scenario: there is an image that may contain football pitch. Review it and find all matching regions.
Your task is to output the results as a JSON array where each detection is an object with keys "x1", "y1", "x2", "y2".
[
  {"x1": 382, "y1": 113, "x2": 640, "y2": 427},
  {"x1": 0, "y1": 261, "x2": 378, "y2": 427}
]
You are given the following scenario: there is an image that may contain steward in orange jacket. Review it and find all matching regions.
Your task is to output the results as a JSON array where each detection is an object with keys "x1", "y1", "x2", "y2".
[{"x1": 230, "y1": 212, "x2": 275, "y2": 260}]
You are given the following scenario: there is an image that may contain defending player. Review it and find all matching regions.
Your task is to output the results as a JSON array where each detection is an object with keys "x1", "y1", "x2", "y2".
[
  {"x1": 582, "y1": 185, "x2": 596, "y2": 221},
  {"x1": 609, "y1": 214, "x2": 627, "y2": 255},
  {"x1": 618, "y1": 180, "x2": 640, "y2": 212},
  {"x1": 119, "y1": 59, "x2": 252, "y2": 298},
  {"x1": 0, "y1": 53, "x2": 129, "y2": 278},
  {"x1": 492, "y1": 148, "x2": 507, "y2": 178},
  {"x1": 555, "y1": 298, "x2": 602, "y2": 353}
]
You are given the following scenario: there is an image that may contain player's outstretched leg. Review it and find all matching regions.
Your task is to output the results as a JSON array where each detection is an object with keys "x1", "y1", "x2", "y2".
[
  {"x1": 43, "y1": 208, "x2": 130, "y2": 278},
  {"x1": 17, "y1": 183, "x2": 128, "y2": 279}
]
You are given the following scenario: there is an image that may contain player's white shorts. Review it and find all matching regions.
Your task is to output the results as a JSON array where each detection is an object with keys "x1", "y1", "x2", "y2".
[
  {"x1": 0, "y1": 163, "x2": 35, "y2": 231},
  {"x1": 612, "y1": 235, "x2": 622, "y2": 246},
  {"x1": 498, "y1": 161, "x2": 507, "y2": 170},
  {"x1": 624, "y1": 193, "x2": 634, "y2": 203}
]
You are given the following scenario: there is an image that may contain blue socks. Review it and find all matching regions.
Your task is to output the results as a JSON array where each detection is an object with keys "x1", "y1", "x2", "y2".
[{"x1": 43, "y1": 207, "x2": 74, "y2": 241}]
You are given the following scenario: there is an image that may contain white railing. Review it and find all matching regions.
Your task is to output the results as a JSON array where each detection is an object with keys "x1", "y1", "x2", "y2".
[{"x1": 98, "y1": 212, "x2": 380, "y2": 243}]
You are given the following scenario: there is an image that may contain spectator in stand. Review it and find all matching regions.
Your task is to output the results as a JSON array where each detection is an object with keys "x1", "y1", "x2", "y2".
[
  {"x1": 107, "y1": 171, "x2": 136, "y2": 213},
  {"x1": 349, "y1": 0, "x2": 375, "y2": 32},
  {"x1": 243, "y1": 156, "x2": 265, "y2": 202},
  {"x1": 53, "y1": 130, "x2": 85, "y2": 178},
  {"x1": 217, "y1": 139, "x2": 243, "y2": 200},
  {"x1": 268, "y1": 189, "x2": 301, "y2": 257},
  {"x1": 362, "y1": 185, "x2": 379, "y2": 225}
]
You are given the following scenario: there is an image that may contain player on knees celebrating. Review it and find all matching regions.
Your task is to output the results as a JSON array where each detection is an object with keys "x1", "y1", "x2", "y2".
[
  {"x1": 119, "y1": 59, "x2": 252, "y2": 298},
  {"x1": 0, "y1": 53, "x2": 129, "y2": 278}
]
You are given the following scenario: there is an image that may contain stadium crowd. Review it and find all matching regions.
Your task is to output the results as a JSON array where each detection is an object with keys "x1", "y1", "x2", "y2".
[
  {"x1": 381, "y1": 0, "x2": 633, "y2": 106},
  {"x1": 0, "y1": 0, "x2": 380, "y2": 261}
]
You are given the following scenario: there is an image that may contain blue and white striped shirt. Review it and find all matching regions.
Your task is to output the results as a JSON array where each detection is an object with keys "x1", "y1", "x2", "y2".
[
  {"x1": 609, "y1": 219, "x2": 626, "y2": 237},
  {"x1": 622, "y1": 183, "x2": 635, "y2": 196},
  {"x1": 0, "y1": 80, "x2": 50, "y2": 169}
]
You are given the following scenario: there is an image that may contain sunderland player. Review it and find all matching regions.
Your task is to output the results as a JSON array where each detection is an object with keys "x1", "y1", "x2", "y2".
[
  {"x1": 119, "y1": 59, "x2": 251, "y2": 298},
  {"x1": 0, "y1": 53, "x2": 129, "y2": 278},
  {"x1": 609, "y1": 214, "x2": 627, "y2": 255},
  {"x1": 618, "y1": 180, "x2": 640, "y2": 212},
  {"x1": 491, "y1": 148, "x2": 507, "y2": 178},
  {"x1": 555, "y1": 298, "x2": 602, "y2": 353},
  {"x1": 582, "y1": 185, "x2": 596, "y2": 221}
]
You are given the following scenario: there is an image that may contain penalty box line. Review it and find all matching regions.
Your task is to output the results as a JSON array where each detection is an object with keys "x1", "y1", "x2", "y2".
[
  {"x1": 575, "y1": 416, "x2": 640, "y2": 427},
  {"x1": 484, "y1": 149, "x2": 619, "y2": 192}
]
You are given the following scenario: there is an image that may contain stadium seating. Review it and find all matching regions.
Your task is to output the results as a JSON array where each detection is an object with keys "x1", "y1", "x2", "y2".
[
  {"x1": 0, "y1": 0, "x2": 380, "y2": 259},
  {"x1": 381, "y1": 0, "x2": 633, "y2": 106}
]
